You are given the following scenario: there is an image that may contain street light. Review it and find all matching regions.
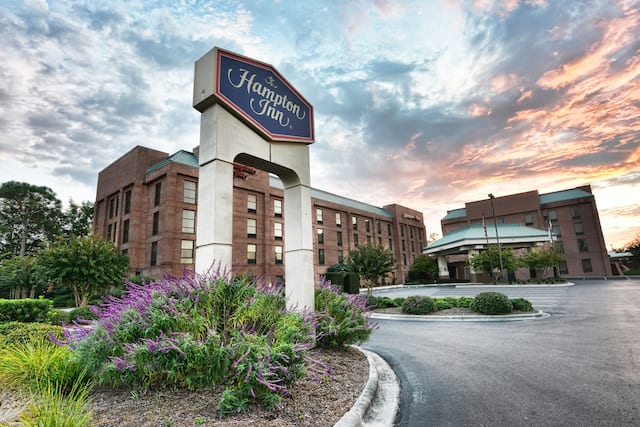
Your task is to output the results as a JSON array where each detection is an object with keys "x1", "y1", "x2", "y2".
[{"x1": 488, "y1": 194, "x2": 505, "y2": 283}]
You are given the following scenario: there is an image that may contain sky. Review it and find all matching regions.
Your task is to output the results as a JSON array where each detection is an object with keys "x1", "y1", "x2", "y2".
[{"x1": 0, "y1": 0, "x2": 639, "y2": 250}]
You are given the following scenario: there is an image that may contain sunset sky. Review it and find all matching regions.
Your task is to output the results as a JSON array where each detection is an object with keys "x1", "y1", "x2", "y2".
[{"x1": 0, "y1": 0, "x2": 638, "y2": 249}]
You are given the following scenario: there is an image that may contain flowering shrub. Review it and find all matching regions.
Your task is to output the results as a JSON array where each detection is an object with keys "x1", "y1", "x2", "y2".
[
  {"x1": 314, "y1": 280, "x2": 375, "y2": 348},
  {"x1": 61, "y1": 268, "x2": 317, "y2": 414}
]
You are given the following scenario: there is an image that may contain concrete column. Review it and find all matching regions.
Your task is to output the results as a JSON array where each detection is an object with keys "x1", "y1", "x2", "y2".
[{"x1": 437, "y1": 255, "x2": 449, "y2": 279}]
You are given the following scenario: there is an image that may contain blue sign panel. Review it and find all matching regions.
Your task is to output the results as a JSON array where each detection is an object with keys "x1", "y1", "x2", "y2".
[{"x1": 215, "y1": 49, "x2": 314, "y2": 143}]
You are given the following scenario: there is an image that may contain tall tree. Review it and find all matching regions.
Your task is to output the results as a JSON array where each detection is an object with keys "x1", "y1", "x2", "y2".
[
  {"x1": 624, "y1": 235, "x2": 640, "y2": 268},
  {"x1": 0, "y1": 181, "x2": 62, "y2": 257},
  {"x1": 410, "y1": 255, "x2": 439, "y2": 281},
  {"x1": 469, "y1": 245, "x2": 518, "y2": 280},
  {"x1": 345, "y1": 243, "x2": 395, "y2": 296},
  {"x1": 37, "y1": 235, "x2": 129, "y2": 307},
  {"x1": 61, "y1": 200, "x2": 95, "y2": 238},
  {"x1": 520, "y1": 247, "x2": 563, "y2": 278},
  {"x1": 0, "y1": 255, "x2": 40, "y2": 299}
]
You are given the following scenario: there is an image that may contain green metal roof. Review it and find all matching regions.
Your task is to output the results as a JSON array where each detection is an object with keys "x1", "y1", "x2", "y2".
[
  {"x1": 539, "y1": 188, "x2": 592, "y2": 204},
  {"x1": 442, "y1": 208, "x2": 467, "y2": 220},
  {"x1": 146, "y1": 150, "x2": 199, "y2": 174},
  {"x1": 424, "y1": 223, "x2": 551, "y2": 254}
]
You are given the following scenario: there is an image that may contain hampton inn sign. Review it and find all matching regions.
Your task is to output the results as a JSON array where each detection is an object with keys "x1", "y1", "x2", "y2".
[{"x1": 193, "y1": 48, "x2": 314, "y2": 143}]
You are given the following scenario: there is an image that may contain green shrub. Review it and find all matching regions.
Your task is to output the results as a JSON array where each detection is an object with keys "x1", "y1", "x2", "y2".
[
  {"x1": 68, "y1": 306, "x2": 98, "y2": 324},
  {"x1": 49, "y1": 309, "x2": 71, "y2": 325},
  {"x1": 367, "y1": 295, "x2": 378, "y2": 308},
  {"x1": 434, "y1": 297, "x2": 458, "y2": 310},
  {"x1": 510, "y1": 298, "x2": 534, "y2": 312},
  {"x1": 401, "y1": 296, "x2": 436, "y2": 315},
  {"x1": 19, "y1": 380, "x2": 93, "y2": 427},
  {"x1": 393, "y1": 297, "x2": 405, "y2": 307},
  {"x1": 0, "y1": 322, "x2": 64, "y2": 346},
  {"x1": 0, "y1": 298, "x2": 53, "y2": 323},
  {"x1": 456, "y1": 297, "x2": 474, "y2": 308},
  {"x1": 471, "y1": 292, "x2": 513, "y2": 315}
]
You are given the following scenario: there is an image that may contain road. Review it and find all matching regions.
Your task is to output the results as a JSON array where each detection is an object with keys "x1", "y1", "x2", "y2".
[{"x1": 363, "y1": 280, "x2": 640, "y2": 426}]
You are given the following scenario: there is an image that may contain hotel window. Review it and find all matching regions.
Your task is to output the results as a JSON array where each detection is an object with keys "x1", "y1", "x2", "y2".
[
  {"x1": 401, "y1": 226, "x2": 404, "y2": 237},
  {"x1": 335, "y1": 212, "x2": 342, "y2": 227},
  {"x1": 578, "y1": 238, "x2": 589, "y2": 252},
  {"x1": 121, "y1": 249, "x2": 128, "y2": 256},
  {"x1": 338, "y1": 250, "x2": 344, "y2": 264},
  {"x1": 122, "y1": 219, "x2": 130, "y2": 244},
  {"x1": 402, "y1": 240, "x2": 406, "y2": 251},
  {"x1": 570, "y1": 207, "x2": 581, "y2": 219},
  {"x1": 150, "y1": 242, "x2": 158, "y2": 266},
  {"x1": 247, "y1": 218, "x2": 257, "y2": 238},
  {"x1": 154, "y1": 182, "x2": 162, "y2": 207},
  {"x1": 547, "y1": 209, "x2": 558, "y2": 221},
  {"x1": 108, "y1": 198, "x2": 116, "y2": 219},
  {"x1": 247, "y1": 194, "x2": 257, "y2": 213},
  {"x1": 378, "y1": 237, "x2": 382, "y2": 245},
  {"x1": 318, "y1": 249, "x2": 325, "y2": 265},
  {"x1": 367, "y1": 235, "x2": 372, "y2": 243},
  {"x1": 552, "y1": 225, "x2": 561, "y2": 238},
  {"x1": 317, "y1": 228, "x2": 324, "y2": 244},
  {"x1": 411, "y1": 241, "x2": 415, "y2": 252},
  {"x1": 182, "y1": 210, "x2": 195, "y2": 233},
  {"x1": 316, "y1": 208, "x2": 323, "y2": 224},
  {"x1": 573, "y1": 223, "x2": 584, "y2": 236},
  {"x1": 274, "y1": 199, "x2": 282, "y2": 217},
  {"x1": 554, "y1": 241, "x2": 564, "y2": 254},
  {"x1": 352, "y1": 216, "x2": 357, "y2": 230},
  {"x1": 275, "y1": 246, "x2": 283, "y2": 264},
  {"x1": 403, "y1": 254, "x2": 407, "y2": 266},
  {"x1": 274, "y1": 222, "x2": 283, "y2": 240},
  {"x1": 180, "y1": 240, "x2": 194, "y2": 264},
  {"x1": 387, "y1": 224, "x2": 392, "y2": 236},
  {"x1": 558, "y1": 260, "x2": 568, "y2": 274},
  {"x1": 377, "y1": 221, "x2": 381, "y2": 234},
  {"x1": 124, "y1": 190, "x2": 131, "y2": 214},
  {"x1": 410, "y1": 227, "x2": 414, "y2": 239},
  {"x1": 353, "y1": 234, "x2": 359, "y2": 246},
  {"x1": 388, "y1": 239, "x2": 393, "y2": 250},
  {"x1": 365, "y1": 220, "x2": 370, "y2": 233},
  {"x1": 152, "y1": 212, "x2": 159, "y2": 235},
  {"x1": 337, "y1": 231, "x2": 343, "y2": 246},
  {"x1": 581, "y1": 258, "x2": 593, "y2": 273},
  {"x1": 524, "y1": 213, "x2": 533, "y2": 226},
  {"x1": 107, "y1": 224, "x2": 112, "y2": 241},
  {"x1": 183, "y1": 181, "x2": 197, "y2": 204},
  {"x1": 247, "y1": 244, "x2": 257, "y2": 264}
]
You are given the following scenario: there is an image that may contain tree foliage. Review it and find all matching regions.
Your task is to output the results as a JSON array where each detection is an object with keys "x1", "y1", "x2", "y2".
[
  {"x1": 0, "y1": 256, "x2": 40, "y2": 299},
  {"x1": 345, "y1": 243, "x2": 395, "y2": 295},
  {"x1": 519, "y1": 247, "x2": 563, "y2": 277},
  {"x1": 469, "y1": 245, "x2": 518, "y2": 279},
  {"x1": 409, "y1": 255, "x2": 438, "y2": 280},
  {"x1": 61, "y1": 200, "x2": 95, "y2": 238},
  {"x1": 37, "y1": 235, "x2": 128, "y2": 307},
  {"x1": 624, "y1": 235, "x2": 640, "y2": 268}
]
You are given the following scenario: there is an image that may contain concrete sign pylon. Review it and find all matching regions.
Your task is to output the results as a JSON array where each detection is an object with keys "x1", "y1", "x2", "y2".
[{"x1": 193, "y1": 48, "x2": 315, "y2": 311}]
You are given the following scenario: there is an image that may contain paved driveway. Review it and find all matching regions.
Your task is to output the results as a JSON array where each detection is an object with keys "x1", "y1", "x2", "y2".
[{"x1": 363, "y1": 280, "x2": 640, "y2": 426}]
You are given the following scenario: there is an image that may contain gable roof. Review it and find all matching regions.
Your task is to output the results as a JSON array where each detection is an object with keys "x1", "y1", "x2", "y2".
[{"x1": 146, "y1": 150, "x2": 199, "y2": 174}]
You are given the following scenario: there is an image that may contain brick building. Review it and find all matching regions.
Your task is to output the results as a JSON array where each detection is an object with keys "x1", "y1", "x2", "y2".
[
  {"x1": 425, "y1": 186, "x2": 611, "y2": 280},
  {"x1": 94, "y1": 146, "x2": 426, "y2": 284}
]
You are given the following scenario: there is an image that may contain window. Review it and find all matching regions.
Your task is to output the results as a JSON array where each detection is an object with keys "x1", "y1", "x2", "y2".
[
  {"x1": 388, "y1": 239, "x2": 393, "y2": 250},
  {"x1": 352, "y1": 216, "x2": 357, "y2": 230},
  {"x1": 318, "y1": 249, "x2": 325, "y2": 265},
  {"x1": 247, "y1": 244, "x2": 257, "y2": 264},
  {"x1": 316, "y1": 208, "x2": 323, "y2": 224},
  {"x1": 367, "y1": 235, "x2": 372, "y2": 243},
  {"x1": 108, "y1": 198, "x2": 116, "y2": 219},
  {"x1": 353, "y1": 234, "x2": 359, "y2": 246},
  {"x1": 378, "y1": 237, "x2": 382, "y2": 245},
  {"x1": 410, "y1": 227, "x2": 414, "y2": 239},
  {"x1": 377, "y1": 221, "x2": 381, "y2": 234},
  {"x1": 107, "y1": 224, "x2": 112, "y2": 241},
  {"x1": 582, "y1": 258, "x2": 593, "y2": 273},
  {"x1": 152, "y1": 212, "x2": 159, "y2": 235},
  {"x1": 335, "y1": 212, "x2": 342, "y2": 227},
  {"x1": 274, "y1": 199, "x2": 282, "y2": 217},
  {"x1": 154, "y1": 182, "x2": 162, "y2": 206},
  {"x1": 337, "y1": 250, "x2": 344, "y2": 264},
  {"x1": 121, "y1": 249, "x2": 128, "y2": 256},
  {"x1": 411, "y1": 241, "x2": 415, "y2": 252},
  {"x1": 124, "y1": 190, "x2": 132, "y2": 214},
  {"x1": 578, "y1": 238, "x2": 589, "y2": 252},
  {"x1": 150, "y1": 242, "x2": 158, "y2": 266},
  {"x1": 552, "y1": 225, "x2": 561, "y2": 238},
  {"x1": 401, "y1": 226, "x2": 404, "y2": 237},
  {"x1": 554, "y1": 241, "x2": 564, "y2": 254},
  {"x1": 570, "y1": 207, "x2": 581, "y2": 219},
  {"x1": 337, "y1": 231, "x2": 343, "y2": 246},
  {"x1": 403, "y1": 254, "x2": 407, "y2": 266},
  {"x1": 183, "y1": 181, "x2": 197, "y2": 204},
  {"x1": 247, "y1": 218, "x2": 257, "y2": 238},
  {"x1": 317, "y1": 228, "x2": 324, "y2": 244},
  {"x1": 402, "y1": 240, "x2": 406, "y2": 251},
  {"x1": 275, "y1": 246, "x2": 283, "y2": 264},
  {"x1": 122, "y1": 219, "x2": 130, "y2": 243},
  {"x1": 247, "y1": 194, "x2": 257, "y2": 213},
  {"x1": 365, "y1": 220, "x2": 370, "y2": 233},
  {"x1": 574, "y1": 223, "x2": 584, "y2": 236},
  {"x1": 524, "y1": 213, "x2": 533, "y2": 225},
  {"x1": 180, "y1": 240, "x2": 194, "y2": 264},
  {"x1": 274, "y1": 222, "x2": 283, "y2": 240},
  {"x1": 387, "y1": 224, "x2": 392, "y2": 236},
  {"x1": 558, "y1": 260, "x2": 568, "y2": 274},
  {"x1": 182, "y1": 210, "x2": 195, "y2": 233},
  {"x1": 547, "y1": 209, "x2": 558, "y2": 221}
]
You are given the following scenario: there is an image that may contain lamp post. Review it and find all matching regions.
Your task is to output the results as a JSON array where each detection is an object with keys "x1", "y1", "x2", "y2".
[{"x1": 488, "y1": 194, "x2": 505, "y2": 283}]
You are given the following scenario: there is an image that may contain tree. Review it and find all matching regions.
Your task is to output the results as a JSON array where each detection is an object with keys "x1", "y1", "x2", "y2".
[
  {"x1": 0, "y1": 255, "x2": 40, "y2": 299},
  {"x1": 344, "y1": 243, "x2": 395, "y2": 296},
  {"x1": 61, "y1": 200, "x2": 95, "y2": 238},
  {"x1": 409, "y1": 255, "x2": 438, "y2": 281},
  {"x1": 624, "y1": 235, "x2": 640, "y2": 268},
  {"x1": 0, "y1": 181, "x2": 62, "y2": 257},
  {"x1": 520, "y1": 247, "x2": 563, "y2": 278},
  {"x1": 469, "y1": 245, "x2": 518, "y2": 281},
  {"x1": 37, "y1": 235, "x2": 129, "y2": 307}
]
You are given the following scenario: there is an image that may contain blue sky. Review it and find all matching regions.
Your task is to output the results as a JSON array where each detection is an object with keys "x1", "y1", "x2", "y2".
[{"x1": 0, "y1": 0, "x2": 638, "y2": 248}]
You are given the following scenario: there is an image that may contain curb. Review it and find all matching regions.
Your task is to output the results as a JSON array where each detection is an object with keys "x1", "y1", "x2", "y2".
[
  {"x1": 370, "y1": 310, "x2": 550, "y2": 322},
  {"x1": 334, "y1": 347, "x2": 399, "y2": 427}
]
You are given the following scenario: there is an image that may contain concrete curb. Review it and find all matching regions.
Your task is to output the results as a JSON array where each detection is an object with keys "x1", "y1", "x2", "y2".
[
  {"x1": 370, "y1": 309, "x2": 550, "y2": 322},
  {"x1": 334, "y1": 347, "x2": 399, "y2": 427}
]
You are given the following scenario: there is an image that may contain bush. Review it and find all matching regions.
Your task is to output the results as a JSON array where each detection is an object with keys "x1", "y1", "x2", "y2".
[
  {"x1": 456, "y1": 297, "x2": 474, "y2": 308},
  {"x1": 18, "y1": 380, "x2": 93, "y2": 427},
  {"x1": 434, "y1": 297, "x2": 458, "y2": 310},
  {"x1": 393, "y1": 297, "x2": 405, "y2": 307},
  {"x1": 315, "y1": 281, "x2": 374, "y2": 348},
  {"x1": 0, "y1": 298, "x2": 53, "y2": 323},
  {"x1": 0, "y1": 322, "x2": 64, "y2": 346},
  {"x1": 510, "y1": 298, "x2": 534, "y2": 312},
  {"x1": 49, "y1": 309, "x2": 71, "y2": 326},
  {"x1": 68, "y1": 306, "x2": 99, "y2": 324},
  {"x1": 401, "y1": 296, "x2": 436, "y2": 315},
  {"x1": 471, "y1": 292, "x2": 513, "y2": 315}
]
